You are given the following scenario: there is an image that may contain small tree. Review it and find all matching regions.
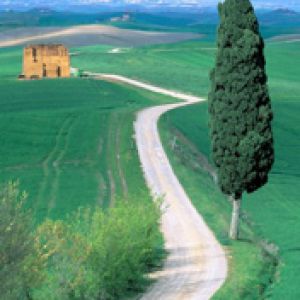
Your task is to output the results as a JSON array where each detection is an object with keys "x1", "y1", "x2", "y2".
[
  {"x1": 0, "y1": 182, "x2": 44, "y2": 299},
  {"x1": 208, "y1": 0, "x2": 274, "y2": 239}
]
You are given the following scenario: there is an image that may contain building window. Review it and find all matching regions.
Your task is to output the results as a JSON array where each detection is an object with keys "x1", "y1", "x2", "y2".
[
  {"x1": 32, "y1": 48, "x2": 37, "y2": 63},
  {"x1": 42, "y1": 64, "x2": 47, "y2": 77}
]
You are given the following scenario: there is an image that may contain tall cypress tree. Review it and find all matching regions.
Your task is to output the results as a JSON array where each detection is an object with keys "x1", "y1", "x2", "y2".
[{"x1": 208, "y1": 0, "x2": 274, "y2": 239}]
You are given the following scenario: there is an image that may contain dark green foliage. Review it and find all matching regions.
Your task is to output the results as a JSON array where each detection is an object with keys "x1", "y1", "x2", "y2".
[{"x1": 208, "y1": 0, "x2": 274, "y2": 197}]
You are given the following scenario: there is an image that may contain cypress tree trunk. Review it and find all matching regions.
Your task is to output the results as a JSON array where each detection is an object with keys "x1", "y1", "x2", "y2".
[{"x1": 229, "y1": 196, "x2": 241, "y2": 240}]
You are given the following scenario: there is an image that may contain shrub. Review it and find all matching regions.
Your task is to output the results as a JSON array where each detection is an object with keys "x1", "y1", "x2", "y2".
[{"x1": 33, "y1": 200, "x2": 162, "y2": 300}]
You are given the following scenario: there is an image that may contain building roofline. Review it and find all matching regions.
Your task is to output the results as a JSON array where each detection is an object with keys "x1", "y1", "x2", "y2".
[{"x1": 25, "y1": 44, "x2": 67, "y2": 49}]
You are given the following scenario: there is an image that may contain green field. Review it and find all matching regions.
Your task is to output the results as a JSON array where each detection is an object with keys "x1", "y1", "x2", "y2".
[
  {"x1": 71, "y1": 41, "x2": 214, "y2": 96},
  {"x1": 0, "y1": 47, "x2": 174, "y2": 225}
]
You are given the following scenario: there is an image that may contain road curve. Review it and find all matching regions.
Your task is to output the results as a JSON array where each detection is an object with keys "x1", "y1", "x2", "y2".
[{"x1": 91, "y1": 73, "x2": 228, "y2": 299}]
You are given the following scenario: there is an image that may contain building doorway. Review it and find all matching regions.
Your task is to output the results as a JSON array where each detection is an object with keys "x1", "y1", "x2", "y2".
[{"x1": 57, "y1": 66, "x2": 61, "y2": 77}]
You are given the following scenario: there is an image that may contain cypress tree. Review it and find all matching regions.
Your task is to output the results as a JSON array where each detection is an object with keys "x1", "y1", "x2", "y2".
[{"x1": 208, "y1": 0, "x2": 274, "y2": 240}]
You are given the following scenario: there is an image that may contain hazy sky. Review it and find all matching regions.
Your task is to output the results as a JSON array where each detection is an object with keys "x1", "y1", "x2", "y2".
[
  {"x1": 71, "y1": 0, "x2": 300, "y2": 10},
  {"x1": 2, "y1": 0, "x2": 300, "y2": 10}
]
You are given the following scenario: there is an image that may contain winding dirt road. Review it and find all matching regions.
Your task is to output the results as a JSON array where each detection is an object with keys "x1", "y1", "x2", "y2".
[{"x1": 91, "y1": 74, "x2": 228, "y2": 299}]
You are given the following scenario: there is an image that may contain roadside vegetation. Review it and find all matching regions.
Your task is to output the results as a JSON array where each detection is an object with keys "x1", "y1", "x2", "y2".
[{"x1": 1, "y1": 182, "x2": 162, "y2": 299}]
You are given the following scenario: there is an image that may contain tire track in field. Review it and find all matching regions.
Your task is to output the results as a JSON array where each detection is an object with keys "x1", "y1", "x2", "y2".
[
  {"x1": 47, "y1": 117, "x2": 76, "y2": 213},
  {"x1": 115, "y1": 119, "x2": 129, "y2": 199},
  {"x1": 36, "y1": 116, "x2": 75, "y2": 215},
  {"x1": 96, "y1": 137, "x2": 107, "y2": 207},
  {"x1": 106, "y1": 112, "x2": 128, "y2": 205},
  {"x1": 106, "y1": 113, "x2": 116, "y2": 206},
  {"x1": 96, "y1": 172, "x2": 107, "y2": 207},
  {"x1": 108, "y1": 169, "x2": 116, "y2": 207}
]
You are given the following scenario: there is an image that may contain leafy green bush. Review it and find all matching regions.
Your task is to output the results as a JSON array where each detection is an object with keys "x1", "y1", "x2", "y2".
[
  {"x1": 1, "y1": 182, "x2": 162, "y2": 299},
  {"x1": 33, "y1": 200, "x2": 162, "y2": 300}
]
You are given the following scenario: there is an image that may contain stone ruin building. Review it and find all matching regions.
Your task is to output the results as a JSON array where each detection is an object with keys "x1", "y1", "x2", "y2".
[{"x1": 22, "y1": 44, "x2": 70, "y2": 79}]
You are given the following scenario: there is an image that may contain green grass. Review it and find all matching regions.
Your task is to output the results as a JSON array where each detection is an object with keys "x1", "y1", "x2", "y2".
[
  {"x1": 71, "y1": 41, "x2": 215, "y2": 96},
  {"x1": 159, "y1": 41, "x2": 300, "y2": 299},
  {"x1": 0, "y1": 47, "x2": 173, "y2": 225}
]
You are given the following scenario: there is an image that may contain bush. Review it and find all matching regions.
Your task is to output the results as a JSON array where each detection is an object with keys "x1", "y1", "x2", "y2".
[
  {"x1": 0, "y1": 182, "x2": 162, "y2": 299},
  {"x1": 33, "y1": 200, "x2": 162, "y2": 300}
]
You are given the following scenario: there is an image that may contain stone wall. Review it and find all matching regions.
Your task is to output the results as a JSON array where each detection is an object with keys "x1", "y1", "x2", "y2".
[{"x1": 23, "y1": 44, "x2": 70, "y2": 79}]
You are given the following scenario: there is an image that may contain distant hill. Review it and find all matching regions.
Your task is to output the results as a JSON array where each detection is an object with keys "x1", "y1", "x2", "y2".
[
  {"x1": 1, "y1": 8, "x2": 299, "y2": 40},
  {"x1": 258, "y1": 8, "x2": 300, "y2": 26},
  {"x1": 256, "y1": 9, "x2": 300, "y2": 38},
  {"x1": 0, "y1": 10, "x2": 217, "y2": 32},
  {"x1": 0, "y1": 9, "x2": 122, "y2": 28},
  {"x1": 266, "y1": 8, "x2": 299, "y2": 16}
]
